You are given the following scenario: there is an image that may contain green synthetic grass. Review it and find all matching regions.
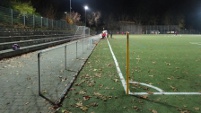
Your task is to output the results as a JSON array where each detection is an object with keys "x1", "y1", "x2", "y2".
[
  {"x1": 58, "y1": 35, "x2": 201, "y2": 113},
  {"x1": 110, "y1": 35, "x2": 201, "y2": 93}
]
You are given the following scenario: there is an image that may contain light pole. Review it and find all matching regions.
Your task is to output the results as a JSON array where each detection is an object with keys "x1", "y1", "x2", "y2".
[
  {"x1": 41, "y1": 17, "x2": 43, "y2": 28},
  {"x1": 64, "y1": 12, "x2": 67, "y2": 19},
  {"x1": 84, "y1": 6, "x2": 88, "y2": 27},
  {"x1": 70, "y1": 0, "x2": 72, "y2": 17}
]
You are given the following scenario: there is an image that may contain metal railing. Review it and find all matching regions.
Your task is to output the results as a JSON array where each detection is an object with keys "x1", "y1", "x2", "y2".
[
  {"x1": 0, "y1": 6, "x2": 74, "y2": 29},
  {"x1": 37, "y1": 35, "x2": 100, "y2": 104}
]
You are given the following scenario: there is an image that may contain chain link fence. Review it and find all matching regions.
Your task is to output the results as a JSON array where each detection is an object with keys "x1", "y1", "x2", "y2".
[
  {"x1": 0, "y1": 6, "x2": 75, "y2": 30},
  {"x1": 38, "y1": 36, "x2": 101, "y2": 104},
  {"x1": 116, "y1": 22, "x2": 201, "y2": 34}
]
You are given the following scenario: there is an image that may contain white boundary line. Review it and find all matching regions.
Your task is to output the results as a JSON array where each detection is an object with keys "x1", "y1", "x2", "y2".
[
  {"x1": 189, "y1": 42, "x2": 201, "y2": 45},
  {"x1": 106, "y1": 38, "x2": 201, "y2": 95},
  {"x1": 106, "y1": 38, "x2": 127, "y2": 92}
]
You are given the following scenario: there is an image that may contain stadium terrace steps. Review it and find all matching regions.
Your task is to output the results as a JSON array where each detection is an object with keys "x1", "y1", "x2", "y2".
[{"x1": 0, "y1": 28, "x2": 82, "y2": 60}]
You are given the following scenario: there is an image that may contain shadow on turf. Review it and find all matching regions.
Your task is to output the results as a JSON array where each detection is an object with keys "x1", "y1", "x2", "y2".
[{"x1": 134, "y1": 95, "x2": 192, "y2": 112}]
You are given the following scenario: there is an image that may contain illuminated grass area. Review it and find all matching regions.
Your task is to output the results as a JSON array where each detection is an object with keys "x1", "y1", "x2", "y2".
[
  {"x1": 58, "y1": 35, "x2": 201, "y2": 113},
  {"x1": 110, "y1": 35, "x2": 201, "y2": 93}
]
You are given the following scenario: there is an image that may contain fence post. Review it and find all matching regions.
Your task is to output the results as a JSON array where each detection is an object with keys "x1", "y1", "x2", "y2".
[
  {"x1": 65, "y1": 45, "x2": 67, "y2": 70},
  {"x1": 52, "y1": 19, "x2": 53, "y2": 29},
  {"x1": 38, "y1": 53, "x2": 41, "y2": 96},
  {"x1": 11, "y1": 9, "x2": 13, "y2": 25},
  {"x1": 41, "y1": 17, "x2": 43, "y2": 28},
  {"x1": 76, "y1": 41, "x2": 78, "y2": 59},
  {"x1": 23, "y1": 14, "x2": 26, "y2": 26},
  {"x1": 46, "y1": 18, "x2": 49, "y2": 28},
  {"x1": 33, "y1": 15, "x2": 35, "y2": 28}
]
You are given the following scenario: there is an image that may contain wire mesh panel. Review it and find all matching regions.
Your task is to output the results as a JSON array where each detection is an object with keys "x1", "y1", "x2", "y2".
[
  {"x1": 39, "y1": 46, "x2": 69, "y2": 102},
  {"x1": 65, "y1": 42, "x2": 78, "y2": 71},
  {"x1": 0, "y1": 6, "x2": 12, "y2": 25},
  {"x1": 0, "y1": 6, "x2": 75, "y2": 30},
  {"x1": 38, "y1": 36, "x2": 101, "y2": 104}
]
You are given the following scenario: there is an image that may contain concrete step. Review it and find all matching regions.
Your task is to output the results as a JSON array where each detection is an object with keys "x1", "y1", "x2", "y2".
[
  {"x1": 0, "y1": 34, "x2": 73, "y2": 43},
  {"x1": 0, "y1": 37, "x2": 78, "y2": 60},
  {"x1": 0, "y1": 36, "x2": 73, "y2": 51}
]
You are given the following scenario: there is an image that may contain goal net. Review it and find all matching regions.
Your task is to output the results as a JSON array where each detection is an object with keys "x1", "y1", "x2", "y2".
[{"x1": 74, "y1": 26, "x2": 90, "y2": 39}]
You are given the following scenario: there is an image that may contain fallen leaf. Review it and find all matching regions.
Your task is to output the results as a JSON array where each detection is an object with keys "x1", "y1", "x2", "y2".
[
  {"x1": 25, "y1": 102, "x2": 29, "y2": 105},
  {"x1": 80, "y1": 105, "x2": 88, "y2": 111},
  {"x1": 75, "y1": 102, "x2": 83, "y2": 107},
  {"x1": 83, "y1": 96, "x2": 91, "y2": 100},
  {"x1": 61, "y1": 109, "x2": 71, "y2": 113},
  {"x1": 79, "y1": 91, "x2": 86, "y2": 95},
  {"x1": 151, "y1": 109, "x2": 157, "y2": 113},
  {"x1": 167, "y1": 77, "x2": 171, "y2": 80},
  {"x1": 95, "y1": 73, "x2": 102, "y2": 78},
  {"x1": 147, "y1": 91, "x2": 154, "y2": 95},
  {"x1": 180, "y1": 110, "x2": 190, "y2": 113},
  {"x1": 133, "y1": 106, "x2": 140, "y2": 111},
  {"x1": 194, "y1": 107, "x2": 200, "y2": 111},
  {"x1": 114, "y1": 79, "x2": 118, "y2": 82},
  {"x1": 140, "y1": 95, "x2": 148, "y2": 99},
  {"x1": 170, "y1": 86, "x2": 177, "y2": 91},
  {"x1": 75, "y1": 101, "x2": 88, "y2": 111},
  {"x1": 107, "y1": 63, "x2": 113, "y2": 67},
  {"x1": 149, "y1": 75, "x2": 154, "y2": 77},
  {"x1": 90, "y1": 102, "x2": 98, "y2": 107}
]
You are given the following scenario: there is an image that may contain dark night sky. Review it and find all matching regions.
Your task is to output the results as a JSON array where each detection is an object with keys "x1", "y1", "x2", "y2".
[
  {"x1": 2, "y1": 0, "x2": 201, "y2": 29},
  {"x1": 58, "y1": 0, "x2": 200, "y2": 15},
  {"x1": 53, "y1": 0, "x2": 201, "y2": 28}
]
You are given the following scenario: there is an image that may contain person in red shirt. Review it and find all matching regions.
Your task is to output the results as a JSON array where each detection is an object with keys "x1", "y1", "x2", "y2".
[{"x1": 102, "y1": 32, "x2": 106, "y2": 39}]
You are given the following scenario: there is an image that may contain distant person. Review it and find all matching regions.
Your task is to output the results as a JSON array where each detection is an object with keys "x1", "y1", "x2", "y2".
[
  {"x1": 175, "y1": 31, "x2": 178, "y2": 35},
  {"x1": 110, "y1": 31, "x2": 113, "y2": 38},
  {"x1": 102, "y1": 32, "x2": 106, "y2": 39}
]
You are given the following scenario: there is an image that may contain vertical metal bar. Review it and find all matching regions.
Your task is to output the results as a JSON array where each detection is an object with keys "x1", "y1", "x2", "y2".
[
  {"x1": 65, "y1": 45, "x2": 67, "y2": 70},
  {"x1": 82, "y1": 39, "x2": 83, "y2": 54},
  {"x1": 76, "y1": 41, "x2": 78, "y2": 59},
  {"x1": 38, "y1": 53, "x2": 41, "y2": 95},
  {"x1": 11, "y1": 9, "x2": 13, "y2": 25},
  {"x1": 87, "y1": 38, "x2": 89, "y2": 50},
  {"x1": 41, "y1": 17, "x2": 43, "y2": 28},
  {"x1": 126, "y1": 32, "x2": 130, "y2": 94},
  {"x1": 47, "y1": 18, "x2": 48, "y2": 28},
  {"x1": 33, "y1": 15, "x2": 35, "y2": 28},
  {"x1": 70, "y1": 0, "x2": 71, "y2": 17},
  {"x1": 23, "y1": 14, "x2": 26, "y2": 26},
  {"x1": 52, "y1": 19, "x2": 53, "y2": 29}
]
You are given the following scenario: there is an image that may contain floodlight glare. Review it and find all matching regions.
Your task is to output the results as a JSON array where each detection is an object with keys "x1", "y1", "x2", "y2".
[{"x1": 84, "y1": 6, "x2": 89, "y2": 10}]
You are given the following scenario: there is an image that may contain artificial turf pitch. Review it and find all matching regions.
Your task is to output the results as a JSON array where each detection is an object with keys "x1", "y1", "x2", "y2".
[{"x1": 58, "y1": 34, "x2": 201, "y2": 113}]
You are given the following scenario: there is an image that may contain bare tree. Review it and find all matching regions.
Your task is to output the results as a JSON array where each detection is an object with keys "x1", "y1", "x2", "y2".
[
  {"x1": 177, "y1": 15, "x2": 185, "y2": 29},
  {"x1": 64, "y1": 11, "x2": 81, "y2": 25},
  {"x1": 41, "y1": 4, "x2": 57, "y2": 19},
  {"x1": 87, "y1": 11, "x2": 101, "y2": 27}
]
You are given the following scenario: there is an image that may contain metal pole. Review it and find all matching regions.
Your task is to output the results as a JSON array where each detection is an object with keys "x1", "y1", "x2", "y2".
[
  {"x1": 41, "y1": 17, "x2": 43, "y2": 28},
  {"x1": 76, "y1": 41, "x2": 78, "y2": 59},
  {"x1": 65, "y1": 45, "x2": 67, "y2": 70},
  {"x1": 70, "y1": 0, "x2": 71, "y2": 17},
  {"x1": 23, "y1": 14, "x2": 26, "y2": 26},
  {"x1": 52, "y1": 19, "x2": 54, "y2": 29},
  {"x1": 38, "y1": 53, "x2": 41, "y2": 96},
  {"x1": 85, "y1": 9, "x2": 86, "y2": 27},
  {"x1": 82, "y1": 39, "x2": 83, "y2": 54},
  {"x1": 33, "y1": 15, "x2": 35, "y2": 28},
  {"x1": 11, "y1": 9, "x2": 13, "y2": 25},
  {"x1": 126, "y1": 32, "x2": 130, "y2": 94}
]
